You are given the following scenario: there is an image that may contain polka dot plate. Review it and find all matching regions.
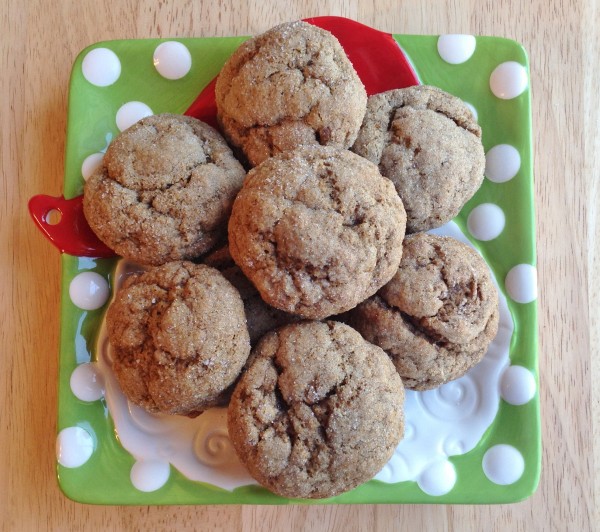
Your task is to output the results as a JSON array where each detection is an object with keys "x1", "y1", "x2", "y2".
[{"x1": 50, "y1": 17, "x2": 539, "y2": 505}]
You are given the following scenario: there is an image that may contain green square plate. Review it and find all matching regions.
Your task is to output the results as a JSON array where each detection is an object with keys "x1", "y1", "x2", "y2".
[{"x1": 53, "y1": 19, "x2": 539, "y2": 505}]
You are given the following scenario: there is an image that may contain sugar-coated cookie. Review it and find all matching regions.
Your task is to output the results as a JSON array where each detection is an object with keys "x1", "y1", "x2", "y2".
[
  {"x1": 227, "y1": 320, "x2": 404, "y2": 499},
  {"x1": 84, "y1": 114, "x2": 245, "y2": 266},
  {"x1": 216, "y1": 21, "x2": 367, "y2": 167},
  {"x1": 352, "y1": 85, "x2": 485, "y2": 233},
  {"x1": 228, "y1": 145, "x2": 407, "y2": 320},
  {"x1": 347, "y1": 233, "x2": 499, "y2": 390},
  {"x1": 106, "y1": 261, "x2": 251, "y2": 417}
]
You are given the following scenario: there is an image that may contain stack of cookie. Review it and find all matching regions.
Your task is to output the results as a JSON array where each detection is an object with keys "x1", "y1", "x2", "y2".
[{"x1": 83, "y1": 20, "x2": 498, "y2": 499}]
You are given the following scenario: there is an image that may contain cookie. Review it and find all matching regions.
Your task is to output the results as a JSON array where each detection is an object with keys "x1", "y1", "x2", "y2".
[
  {"x1": 228, "y1": 145, "x2": 407, "y2": 320},
  {"x1": 215, "y1": 20, "x2": 367, "y2": 167},
  {"x1": 227, "y1": 320, "x2": 404, "y2": 499},
  {"x1": 83, "y1": 114, "x2": 246, "y2": 266},
  {"x1": 106, "y1": 261, "x2": 251, "y2": 417},
  {"x1": 352, "y1": 85, "x2": 485, "y2": 233},
  {"x1": 346, "y1": 233, "x2": 499, "y2": 390},
  {"x1": 203, "y1": 244, "x2": 298, "y2": 344}
]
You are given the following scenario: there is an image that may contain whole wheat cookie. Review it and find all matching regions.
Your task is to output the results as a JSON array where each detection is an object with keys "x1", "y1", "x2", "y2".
[
  {"x1": 352, "y1": 85, "x2": 485, "y2": 233},
  {"x1": 228, "y1": 145, "x2": 407, "y2": 320},
  {"x1": 227, "y1": 320, "x2": 405, "y2": 499},
  {"x1": 215, "y1": 20, "x2": 367, "y2": 167},
  {"x1": 83, "y1": 114, "x2": 246, "y2": 266},
  {"x1": 346, "y1": 233, "x2": 499, "y2": 390},
  {"x1": 106, "y1": 261, "x2": 251, "y2": 417},
  {"x1": 203, "y1": 244, "x2": 298, "y2": 344}
]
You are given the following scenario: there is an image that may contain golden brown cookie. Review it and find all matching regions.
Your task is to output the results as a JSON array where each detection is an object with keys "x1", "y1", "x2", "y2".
[
  {"x1": 215, "y1": 21, "x2": 367, "y2": 167},
  {"x1": 227, "y1": 320, "x2": 404, "y2": 499},
  {"x1": 228, "y1": 145, "x2": 407, "y2": 320},
  {"x1": 106, "y1": 261, "x2": 251, "y2": 417},
  {"x1": 203, "y1": 244, "x2": 298, "y2": 345},
  {"x1": 346, "y1": 233, "x2": 499, "y2": 390},
  {"x1": 352, "y1": 85, "x2": 485, "y2": 233},
  {"x1": 83, "y1": 114, "x2": 246, "y2": 266}
]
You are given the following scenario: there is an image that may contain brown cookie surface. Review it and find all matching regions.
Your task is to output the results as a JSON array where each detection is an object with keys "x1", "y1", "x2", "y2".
[
  {"x1": 203, "y1": 244, "x2": 298, "y2": 345},
  {"x1": 228, "y1": 145, "x2": 407, "y2": 320},
  {"x1": 352, "y1": 85, "x2": 485, "y2": 233},
  {"x1": 106, "y1": 261, "x2": 251, "y2": 417},
  {"x1": 215, "y1": 20, "x2": 367, "y2": 167},
  {"x1": 83, "y1": 114, "x2": 246, "y2": 266},
  {"x1": 227, "y1": 320, "x2": 404, "y2": 499},
  {"x1": 347, "y1": 233, "x2": 499, "y2": 390}
]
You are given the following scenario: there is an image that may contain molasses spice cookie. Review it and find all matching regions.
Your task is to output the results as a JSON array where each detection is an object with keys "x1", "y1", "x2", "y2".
[
  {"x1": 228, "y1": 145, "x2": 407, "y2": 320},
  {"x1": 215, "y1": 20, "x2": 367, "y2": 167},
  {"x1": 83, "y1": 114, "x2": 246, "y2": 266},
  {"x1": 347, "y1": 233, "x2": 499, "y2": 390},
  {"x1": 228, "y1": 321, "x2": 405, "y2": 499},
  {"x1": 106, "y1": 261, "x2": 251, "y2": 417},
  {"x1": 352, "y1": 85, "x2": 485, "y2": 233}
]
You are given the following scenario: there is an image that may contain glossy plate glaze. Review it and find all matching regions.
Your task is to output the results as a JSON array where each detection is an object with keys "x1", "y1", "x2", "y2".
[{"x1": 44, "y1": 17, "x2": 539, "y2": 505}]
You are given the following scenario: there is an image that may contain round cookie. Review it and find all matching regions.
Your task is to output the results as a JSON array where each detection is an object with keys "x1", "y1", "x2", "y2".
[
  {"x1": 106, "y1": 261, "x2": 251, "y2": 417},
  {"x1": 203, "y1": 245, "x2": 298, "y2": 344},
  {"x1": 347, "y1": 233, "x2": 499, "y2": 390},
  {"x1": 228, "y1": 145, "x2": 407, "y2": 320},
  {"x1": 83, "y1": 114, "x2": 246, "y2": 266},
  {"x1": 352, "y1": 85, "x2": 485, "y2": 233},
  {"x1": 215, "y1": 20, "x2": 367, "y2": 167},
  {"x1": 227, "y1": 320, "x2": 405, "y2": 499}
]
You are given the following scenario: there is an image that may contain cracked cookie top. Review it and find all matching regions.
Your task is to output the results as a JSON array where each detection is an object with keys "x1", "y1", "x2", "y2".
[
  {"x1": 346, "y1": 233, "x2": 499, "y2": 390},
  {"x1": 351, "y1": 85, "x2": 485, "y2": 233},
  {"x1": 83, "y1": 114, "x2": 246, "y2": 266},
  {"x1": 227, "y1": 145, "x2": 407, "y2": 320},
  {"x1": 215, "y1": 20, "x2": 367, "y2": 167},
  {"x1": 106, "y1": 261, "x2": 251, "y2": 417},
  {"x1": 227, "y1": 320, "x2": 404, "y2": 499}
]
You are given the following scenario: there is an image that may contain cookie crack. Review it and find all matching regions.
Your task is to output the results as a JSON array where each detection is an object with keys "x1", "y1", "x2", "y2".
[
  {"x1": 376, "y1": 294, "x2": 449, "y2": 347},
  {"x1": 431, "y1": 107, "x2": 480, "y2": 137}
]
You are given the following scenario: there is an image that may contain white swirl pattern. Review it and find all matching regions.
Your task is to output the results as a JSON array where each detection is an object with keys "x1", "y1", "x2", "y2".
[
  {"x1": 419, "y1": 376, "x2": 479, "y2": 422},
  {"x1": 193, "y1": 411, "x2": 238, "y2": 467}
]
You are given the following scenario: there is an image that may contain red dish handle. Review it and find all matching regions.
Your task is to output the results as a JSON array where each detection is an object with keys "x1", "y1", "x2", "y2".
[
  {"x1": 31, "y1": 16, "x2": 420, "y2": 258},
  {"x1": 28, "y1": 194, "x2": 115, "y2": 258}
]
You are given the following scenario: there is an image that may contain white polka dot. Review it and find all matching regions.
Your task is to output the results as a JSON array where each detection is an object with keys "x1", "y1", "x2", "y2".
[
  {"x1": 418, "y1": 460, "x2": 457, "y2": 496},
  {"x1": 116, "y1": 102, "x2": 153, "y2": 132},
  {"x1": 82, "y1": 48, "x2": 121, "y2": 87},
  {"x1": 130, "y1": 460, "x2": 170, "y2": 492},
  {"x1": 69, "y1": 272, "x2": 110, "y2": 310},
  {"x1": 153, "y1": 41, "x2": 192, "y2": 80},
  {"x1": 500, "y1": 365, "x2": 536, "y2": 405},
  {"x1": 464, "y1": 101, "x2": 478, "y2": 121},
  {"x1": 437, "y1": 35, "x2": 476, "y2": 64},
  {"x1": 505, "y1": 264, "x2": 537, "y2": 304},
  {"x1": 485, "y1": 144, "x2": 521, "y2": 183},
  {"x1": 483, "y1": 444, "x2": 524, "y2": 485},
  {"x1": 467, "y1": 203, "x2": 506, "y2": 241},
  {"x1": 490, "y1": 61, "x2": 528, "y2": 99},
  {"x1": 81, "y1": 152, "x2": 104, "y2": 181},
  {"x1": 56, "y1": 426, "x2": 94, "y2": 468},
  {"x1": 70, "y1": 363, "x2": 105, "y2": 402}
]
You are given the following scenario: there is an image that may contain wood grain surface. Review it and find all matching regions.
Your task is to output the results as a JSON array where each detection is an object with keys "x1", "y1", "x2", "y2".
[{"x1": 1, "y1": 0, "x2": 597, "y2": 530}]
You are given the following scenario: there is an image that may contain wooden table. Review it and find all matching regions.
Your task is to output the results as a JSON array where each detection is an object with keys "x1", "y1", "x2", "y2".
[{"x1": 2, "y1": 0, "x2": 596, "y2": 529}]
